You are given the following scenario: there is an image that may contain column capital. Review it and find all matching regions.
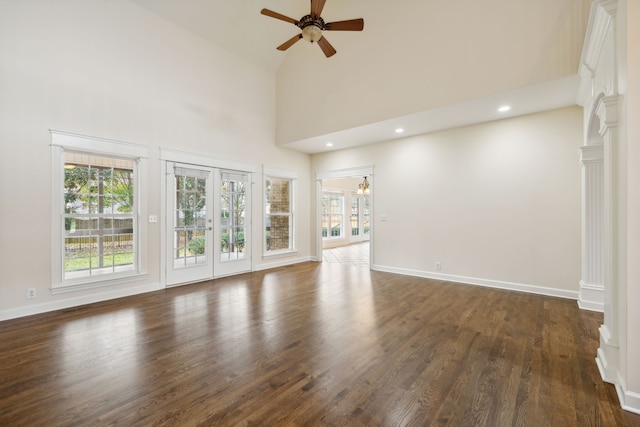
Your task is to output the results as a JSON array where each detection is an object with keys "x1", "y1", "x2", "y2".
[
  {"x1": 596, "y1": 95, "x2": 620, "y2": 134},
  {"x1": 580, "y1": 144, "x2": 604, "y2": 164}
]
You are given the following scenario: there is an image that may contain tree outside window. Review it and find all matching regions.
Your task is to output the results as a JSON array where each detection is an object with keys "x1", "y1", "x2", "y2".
[{"x1": 63, "y1": 152, "x2": 136, "y2": 279}]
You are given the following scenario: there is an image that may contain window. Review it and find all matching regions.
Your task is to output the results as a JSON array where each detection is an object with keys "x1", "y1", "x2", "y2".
[
  {"x1": 349, "y1": 192, "x2": 370, "y2": 239},
  {"x1": 322, "y1": 192, "x2": 344, "y2": 239},
  {"x1": 264, "y1": 168, "x2": 296, "y2": 254},
  {"x1": 363, "y1": 196, "x2": 371, "y2": 236},
  {"x1": 51, "y1": 131, "x2": 147, "y2": 290},
  {"x1": 351, "y1": 195, "x2": 360, "y2": 236}
]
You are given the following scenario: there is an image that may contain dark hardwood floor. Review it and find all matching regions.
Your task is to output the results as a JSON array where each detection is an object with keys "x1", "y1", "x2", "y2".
[{"x1": 1, "y1": 262, "x2": 639, "y2": 426}]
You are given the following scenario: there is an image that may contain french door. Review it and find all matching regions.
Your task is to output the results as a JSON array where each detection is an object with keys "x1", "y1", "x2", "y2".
[
  {"x1": 166, "y1": 163, "x2": 251, "y2": 286},
  {"x1": 214, "y1": 170, "x2": 251, "y2": 276}
]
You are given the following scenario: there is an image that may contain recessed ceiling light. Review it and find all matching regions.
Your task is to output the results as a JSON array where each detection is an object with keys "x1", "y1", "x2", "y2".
[
  {"x1": 498, "y1": 105, "x2": 511, "y2": 113},
  {"x1": 326, "y1": 142, "x2": 333, "y2": 147},
  {"x1": 395, "y1": 128, "x2": 404, "y2": 134}
]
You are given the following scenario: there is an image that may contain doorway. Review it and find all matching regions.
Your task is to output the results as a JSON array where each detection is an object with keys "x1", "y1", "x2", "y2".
[
  {"x1": 165, "y1": 162, "x2": 252, "y2": 286},
  {"x1": 316, "y1": 167, "x2": 374, "y2": 268}
]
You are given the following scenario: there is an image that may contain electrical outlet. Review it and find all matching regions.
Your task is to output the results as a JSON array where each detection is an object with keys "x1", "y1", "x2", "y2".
[
  {"x1": 27, "y1": 288, "x2": 36, "y2": 299},
  {"x1": 436, "y1": 262, "x2": 441, "y2": 271}
]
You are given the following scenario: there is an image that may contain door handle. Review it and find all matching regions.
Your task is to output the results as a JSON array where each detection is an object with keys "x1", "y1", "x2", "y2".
[{"x1": 207, "y1": 226, "x2": 213, "y2": 231}]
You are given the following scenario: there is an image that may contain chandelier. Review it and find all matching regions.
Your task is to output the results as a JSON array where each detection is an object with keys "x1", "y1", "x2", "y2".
[{"x1": 357, "y1": 176, "x2": 370, "y2": 195}]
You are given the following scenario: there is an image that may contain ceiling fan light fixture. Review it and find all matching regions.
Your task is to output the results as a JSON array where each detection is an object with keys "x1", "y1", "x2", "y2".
[{"x1": 301, "y1": 24, "x2": 323, "y2": 42}]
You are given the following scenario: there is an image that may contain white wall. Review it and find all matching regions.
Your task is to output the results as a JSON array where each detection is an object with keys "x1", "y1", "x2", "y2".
[
  {"x1": 277, "y1": 0, "x2": 591, "y2": 145},
  {"x1": 624, "y1": 0, "x2": 640, "y2": 400},
  {"x1": 0, "y1": 0, "x2": 311, "y2": 319},
  {"x1": 312, "y1": 107, "x2": 582, "y2": 294},
  {"x1": 617, "y1": 0, "x2": 640, "y2": 410}
]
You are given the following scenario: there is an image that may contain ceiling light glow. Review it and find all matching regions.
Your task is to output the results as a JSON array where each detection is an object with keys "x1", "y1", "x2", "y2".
[
  {"x1": 498, "y1": 105, "x2": 511, "y2": 113},
  {"x1": 395, "y1": 128, "x2": 404, "y2": 134},
  {"x1": 326, "y1": 142, "x2": 333, "y2": 147}
]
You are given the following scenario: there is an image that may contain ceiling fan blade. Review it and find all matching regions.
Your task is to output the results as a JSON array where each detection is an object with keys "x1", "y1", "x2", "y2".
[
  {"x1": 317, "y1": 36, "x2": 337, "y2": 58},
  {"x1": 261, "y1": 8, "x2": 298, "y2": 25},
  {"x1": 277, "y1": 34, "x2": 303, "y2": 51},
  {"x1": 324, "y1": 18, "x2": 364, "y2": 31},
  {"x1": 310, "y1": 0, "x2": 326, "y2": 17}
]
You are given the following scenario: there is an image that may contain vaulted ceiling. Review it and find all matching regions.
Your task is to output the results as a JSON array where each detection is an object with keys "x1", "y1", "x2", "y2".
[{"x1": 130, "y1": 0, "x2": 591, "y2": 153}]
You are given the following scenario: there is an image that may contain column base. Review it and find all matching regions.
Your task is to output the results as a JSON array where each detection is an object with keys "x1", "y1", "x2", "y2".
[{"x1": 578, "y1": 281, "x2": 604, "y2": 312}]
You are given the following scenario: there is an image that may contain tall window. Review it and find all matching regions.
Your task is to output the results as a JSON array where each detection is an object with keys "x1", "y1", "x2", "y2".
[
  {"x1": 350, "y1": 192, "x2": 370, "y2": 239},
  {"x1": 264, "y1": 168, "x2": 296, "y2": 254},
  {"x1": 322, "y1": 192, "x2": 344, "y2": 239},
  {"x1": 351, "y1": 195, "x2": 360, "y2": 236},
  {"x1": 363, "y1": 196, "x2": 371, "y2": 236},
  {"x1": 51, "y1": 131, "x2": 147, "y2": 290},
  {"x1": 63, "y1": 153, "x2": 136, "y2": 279}
]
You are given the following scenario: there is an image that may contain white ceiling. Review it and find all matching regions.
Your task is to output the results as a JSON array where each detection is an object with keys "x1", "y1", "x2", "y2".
[
  {"x1": 129, "y1": 0, "x2": 309, "y2": 73},
  {"x1": 282, "y1": 75, "x2": 580, "y2": 153},
  {"x1": 129, "y1": 0, "x2": 586, "y2": 154}
]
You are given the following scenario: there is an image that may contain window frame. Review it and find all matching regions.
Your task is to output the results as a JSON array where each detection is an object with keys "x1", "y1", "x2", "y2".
[
  {"x1": 263, "y1": 167, "x2": 297, "y2": 257},
  {"x1": 50, "y1": 130, "x2": 148, "y2": 292}
]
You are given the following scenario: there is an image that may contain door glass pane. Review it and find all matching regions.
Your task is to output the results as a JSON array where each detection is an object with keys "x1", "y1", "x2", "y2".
[
  {"x1": 173, "y1": 168, "x2": 209, "y2": 269},
  {"x1": 220, "y1": 171, "x2": 248, "y2": 262}
]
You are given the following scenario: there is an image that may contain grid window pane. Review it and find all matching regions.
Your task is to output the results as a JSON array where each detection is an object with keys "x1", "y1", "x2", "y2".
[
  {"x1": 63, "y1": 152, "x2": 136, "y2": 280},
  {"x1": 363, "y1": 197, "x2": 370, "y2": 235},
  {"x1": 351, "y1": 196, "x2": 359, "y2": 236},
  {"x1": 220, "y1": 172, "x2": 248, "y2": 262},
  {"x1": 322, "y1": 192, "x2": 344, "y2": 239},
  {"x1": 265, "y1": 177, "x2": 293, "y2": 252}
]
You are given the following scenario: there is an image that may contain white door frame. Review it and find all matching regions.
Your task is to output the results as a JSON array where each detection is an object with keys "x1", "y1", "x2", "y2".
[{"x1": 315, "y1": 166, "x2": 374, "y2": 267}]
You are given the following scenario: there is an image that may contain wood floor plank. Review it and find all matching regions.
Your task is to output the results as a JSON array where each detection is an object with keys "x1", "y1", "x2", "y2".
[{"x1": 1, "y1": 262, "x2": 640, "y2": 426}]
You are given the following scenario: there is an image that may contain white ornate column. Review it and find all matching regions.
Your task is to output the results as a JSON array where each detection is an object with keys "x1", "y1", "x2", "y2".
[
  {"x1": 595, "y1": 94, "x2": 620, "y2": 385},
  {"x1": 579, "y1": 144, "x2": 604, "y2": 311}
]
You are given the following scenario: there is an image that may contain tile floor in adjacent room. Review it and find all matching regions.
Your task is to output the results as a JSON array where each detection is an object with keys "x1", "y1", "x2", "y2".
[{"x1": 322, "y1": 241, "x2": 369, "y2": 267}]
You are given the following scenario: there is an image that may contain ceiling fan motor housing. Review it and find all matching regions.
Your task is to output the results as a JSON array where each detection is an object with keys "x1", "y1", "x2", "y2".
[{"x1": 299, "y1": 15, "x2": 324, "y2": 42}]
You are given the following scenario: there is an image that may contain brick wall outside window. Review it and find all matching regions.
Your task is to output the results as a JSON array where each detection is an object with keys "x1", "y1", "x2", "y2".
[{"x1": 266, "y1": 177, "x2": 292, "y2": 251}]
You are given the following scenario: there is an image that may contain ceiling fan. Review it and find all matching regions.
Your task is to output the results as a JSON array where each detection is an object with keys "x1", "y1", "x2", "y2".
[{"x1": 260, "y1": 0, "x2": 364, "y2": 58}]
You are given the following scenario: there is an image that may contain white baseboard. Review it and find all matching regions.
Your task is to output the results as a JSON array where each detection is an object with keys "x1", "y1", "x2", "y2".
[
  {"x1": 596, "y1": 347, "x2": 616, "y2": 384},
  {"x1": 0, "y1": 282, "x2": 164, "y2": 322},
  {"x1": 578, "y1": 281, "x2": 604, "y2": 312},
  {"x1": 254, "y1": 256, "x2": 315, "y2": 272},
  {"x1": 608, "y1": 366, "x2": 640, "y2": 415},
  {"x1": 596, "y1": 328, "x2": 640, "y2": 414},
  {"x1": 371, "y1": 264, "x2": 579, "y2": 301},
  {"x1": 618, "y1": 387, "x2": 640, "y2": 415}
]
